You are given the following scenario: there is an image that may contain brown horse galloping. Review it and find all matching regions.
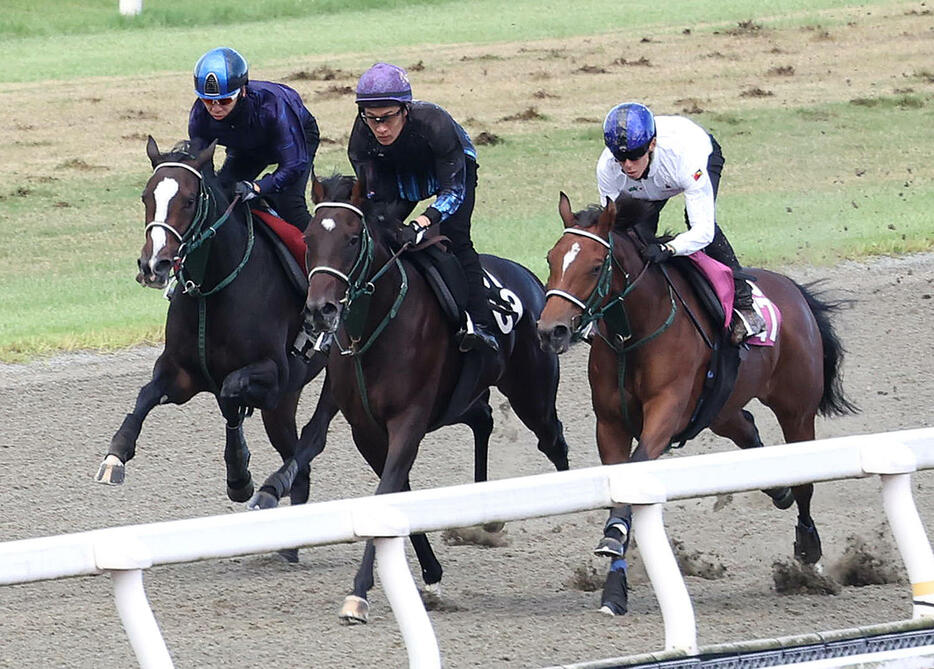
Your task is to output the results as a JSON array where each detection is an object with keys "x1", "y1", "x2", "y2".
[
  {"x1": 303, "y1": 176, "x2": 570, "y2": 624},
  {"x1": 537, "y1": 193, "x2": 857, "y2": 616}
]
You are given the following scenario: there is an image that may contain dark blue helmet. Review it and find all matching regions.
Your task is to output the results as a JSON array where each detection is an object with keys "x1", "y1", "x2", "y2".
[
  {"x1": 194, "y1": 47, "x2": 248, "y2": 99},
  {"x1": 355, "y1": 62, "x2": 412, "y2": 107},
  {"x1": 603, "y1": 102, "x2": 656, "y2": 161}
]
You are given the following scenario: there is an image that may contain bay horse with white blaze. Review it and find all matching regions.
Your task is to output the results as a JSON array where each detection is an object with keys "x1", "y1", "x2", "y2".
[
  {"x1": 96, "y1": 137, "x2": 326, "y2": 527},
  {"x1": 303, "y1": 175, "x2": 570, "y2": 623},
  {"x1": 537, "y1": 193, "x2": 857, "y2": 615}
]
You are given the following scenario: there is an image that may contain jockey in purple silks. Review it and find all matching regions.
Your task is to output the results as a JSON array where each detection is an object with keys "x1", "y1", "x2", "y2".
[
  {"x1": 347, "y1": 62, "x2": 499, "y2": 354},
  {"x1": 597, "y1": 102, "x2": 766, "y2": 345}
]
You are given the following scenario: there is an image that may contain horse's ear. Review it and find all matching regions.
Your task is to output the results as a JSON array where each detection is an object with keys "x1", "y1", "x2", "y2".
[
  {"x1": 350, "y1": 178, "x2": 365, "y2": 209},
  {"x1": 596, "y1": 196, "x2": 616, "y2": 236},
  {"x1": 146, "y1": 135, "x2": 161, "y2": 168},
  {"x1": 558, "y1": 191, "x2": 576, "y2": 228},
  {"x1": 311, "y1": 177, "x2": 325, "y2": 204},
  {"x1": 194, "y1": 140, "x2": 217, "y2": 170}
]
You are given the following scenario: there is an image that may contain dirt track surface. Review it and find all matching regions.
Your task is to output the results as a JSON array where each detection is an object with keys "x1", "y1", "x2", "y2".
[{"x1": 1, "y1": 253, "x2": 933, "y2": 668}]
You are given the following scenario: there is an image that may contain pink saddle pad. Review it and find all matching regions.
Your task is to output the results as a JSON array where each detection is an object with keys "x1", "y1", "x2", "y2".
[{"x1": 686, "y1": 252, "x2": 780, "y2": 347}]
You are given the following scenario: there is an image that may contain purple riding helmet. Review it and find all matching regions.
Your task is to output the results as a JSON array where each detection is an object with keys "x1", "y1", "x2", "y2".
[{"x1": 355, "y1": 62, "x2": 413, "y2": 107}]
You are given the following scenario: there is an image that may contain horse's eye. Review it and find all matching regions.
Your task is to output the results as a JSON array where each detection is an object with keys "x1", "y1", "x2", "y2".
[
  {"x1": 591, "y1": 264, "x2": 603, "y2": 275},
  {"x1": 185, "y1": 198, "x2": 196, "y2": 209},
  {"x1": 349, "y1": 235, "x2": 361, "y2": 247}
]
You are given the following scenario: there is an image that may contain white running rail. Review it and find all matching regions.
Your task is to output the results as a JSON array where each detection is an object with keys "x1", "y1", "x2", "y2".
[{"x1": 2, "y1": 428, "x2": 934, "y2": 668}]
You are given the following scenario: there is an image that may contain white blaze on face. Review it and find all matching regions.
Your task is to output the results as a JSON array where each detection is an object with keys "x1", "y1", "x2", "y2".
[
  {"x1": 561, "y1": 242, "x2": 582, "y2": 276},
  {"x1": 149, "y1": 177, "x2": 179, "y2": 260},
  {"x1": 320, "y1": 217, "x2": 336, "y2": 232}
]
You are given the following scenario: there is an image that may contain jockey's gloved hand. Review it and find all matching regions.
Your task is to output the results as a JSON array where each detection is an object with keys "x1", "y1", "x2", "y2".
[
  {"x1": 234, "y1": 180, "x2": 259, "y2": 202},
  {"x1": 396, "y1": 221, "x2": 426, "y2": 247},
  {"x1": 641, "y1": 242, "x2": 675, "y2": 264}
]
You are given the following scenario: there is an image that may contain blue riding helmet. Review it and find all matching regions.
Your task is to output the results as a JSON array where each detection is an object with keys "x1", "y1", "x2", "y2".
[
  {"x1": 355, "y1": 62, "x2": 412, "y2": 107},
  {"x1": 603, "y1": 102, "x2": 656, "y2": 160},
  {"x1": 194, "y1": 47, "x2": 249, "y2": 99}
]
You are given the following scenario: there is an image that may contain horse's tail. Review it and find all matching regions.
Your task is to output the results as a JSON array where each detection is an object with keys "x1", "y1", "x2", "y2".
[{"x1": 795, "y1": 280, "x2": 860, "y2": 417}]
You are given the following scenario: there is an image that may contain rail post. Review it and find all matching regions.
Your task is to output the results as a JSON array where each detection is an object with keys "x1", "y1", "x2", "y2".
[
  {"x1": 94, "y1": 532, "x2": 172, "y2": 668},
  {"x1": 355, "y1": 504, "x2": 441, "y2": 668},
  {"x1": 611, "y1": 470, "x2": 698, "y2": 654}
]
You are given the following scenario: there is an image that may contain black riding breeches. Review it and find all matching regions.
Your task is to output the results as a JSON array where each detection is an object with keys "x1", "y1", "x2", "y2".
[{"x1": 439, "y1": 160, "x2": 491, "y2": 327}]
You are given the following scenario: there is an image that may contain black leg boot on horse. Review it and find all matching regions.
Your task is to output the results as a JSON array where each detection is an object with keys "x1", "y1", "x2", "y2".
[
  {"x1": 594, "y1": 505, "x2": 632, "y2": 615},
  {"x1": 705, "y1": 227, "x2": 766, "y2": 345}
]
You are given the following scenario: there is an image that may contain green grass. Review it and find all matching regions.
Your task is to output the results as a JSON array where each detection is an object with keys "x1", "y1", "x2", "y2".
[
  {"x1": 1, "y1": 0, "x2": 930, "y2": 360},
  {"x1": 5, "y1": 91, "x2": 929, "y2": 361},
  {"x1": 0, "y1": 0, "x2": 898, "y2": 82}
]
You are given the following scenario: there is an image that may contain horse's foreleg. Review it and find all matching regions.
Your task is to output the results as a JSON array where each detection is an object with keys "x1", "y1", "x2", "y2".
[
  {"x1": 593, "y1": 410, "x2": 636, "y2": 616},
  {"x1": 340, "y1": 417, "x2": 428, "y2": 625},
  {"x1": 250, "y1": 376, "x2": 339, "y2": 511},
  {"x1": 219, "y1": 359, "x2": 281, "y2": 410},
  {"x1": 218, "y1": 399, "x2": 254, "y2": 503},
  {"x1": 97, "y1": 363, "x2": 190, "y2": 485}
]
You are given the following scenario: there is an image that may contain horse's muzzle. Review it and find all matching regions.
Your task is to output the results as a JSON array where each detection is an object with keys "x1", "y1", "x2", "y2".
[
  {"x1": 304, "y1": 300, "x2": 341, "y2": 335},
  {"x1": 137, "y1": 255, "x2": 171, "y2": 289},
  {"x1": 537, "y1": 320, "x2": 572, "y2": 355}
]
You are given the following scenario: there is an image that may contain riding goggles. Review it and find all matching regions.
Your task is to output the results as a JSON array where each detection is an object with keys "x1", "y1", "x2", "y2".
[
  {"x1": 360, "y1": 108, "x2": 405, "y2": 125},
  {"x1": 201, "y1": 90, "x2": 241, "y2": 107},
  {"x1": 611, "y1": 143, "x2": 650, "y2": 162}
]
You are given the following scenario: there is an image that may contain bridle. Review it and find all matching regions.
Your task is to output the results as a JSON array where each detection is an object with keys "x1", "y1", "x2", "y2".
[
  {"x1": 144, "y1": 162, "x2": 210, "y2": 245},
  {"x1": 544, "y1": 226, "x2": 676, "y2": 350},
  {"x1": 305, "y1": 201, "x2": 408, "y2": 357},
  {"x1": 145, "y1": 160, "x2": 251, "y2": 297},
  {"x1": 307, "y1": 201, "x2": 374, "y2": 293}
]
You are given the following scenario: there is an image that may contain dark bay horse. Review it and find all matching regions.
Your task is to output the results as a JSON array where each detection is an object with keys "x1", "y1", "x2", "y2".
[
  {"x1": 537, "y1": 193, "x2": 857, "y2": 615},
  {"x1": 96, "y1": 137, "x2": 326, "y2": 517},
  {"x1": 302, "y1": 175, "x2": 570, "y2": 623}
]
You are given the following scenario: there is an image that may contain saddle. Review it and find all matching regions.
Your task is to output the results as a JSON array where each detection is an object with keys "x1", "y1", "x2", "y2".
[
  {"x1": 250, "y1": 208, "x2": 308, "y2": 298},
  {"x1": 403, "y1": 244, "x2": 524, "y2": 431}
]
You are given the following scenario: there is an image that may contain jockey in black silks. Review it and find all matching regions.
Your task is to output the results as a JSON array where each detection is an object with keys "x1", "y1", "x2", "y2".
[
  {"x1": 188, "y1": 46, "x2": 320, "y2": 231},
  {"x1": 347, "y1": 62, "x2": 499, "y2": 354}
]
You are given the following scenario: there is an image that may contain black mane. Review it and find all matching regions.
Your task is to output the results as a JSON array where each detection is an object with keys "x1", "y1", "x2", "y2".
[{"x1": 317, "y1": 174, "x2": 356, "y2": 202}]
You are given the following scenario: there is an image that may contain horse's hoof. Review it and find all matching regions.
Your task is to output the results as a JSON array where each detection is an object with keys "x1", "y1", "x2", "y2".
[
  {"x1": 482, "y1": 521, "x2": 505, "y2": 533},
  {"x1": 593, "y1": 536, "x2": 625, "y2": 558},
  {"x1": 794, "y1": 520, "x2": 823, "y2": 564},
  {"x1": 95, "y1": 455, "x2": 125, "y2": 486},
  {"x1": 339, "y1": 595, "x2": 369, "y2": 624},
  {"x1": 246, "y1": 490, "x2": 280, "y2": 510},
  {"x1": 765, "y1": 487, "x2": 794, "y2": 510},
  {"x1": 227, "y1": 478, "x2": 255, "y2": 503},
  {"x1": 277, "y1": 548, "x2": 299, "y2": 563}
]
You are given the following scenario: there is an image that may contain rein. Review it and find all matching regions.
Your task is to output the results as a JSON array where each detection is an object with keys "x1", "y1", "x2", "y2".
[
  {"x1": 147, "y1": 161, "x2": 255, "y2": 393},
  {"x1": 307, "y1": 201, "x2": 410, "y2": 427},
  {"x1": 545, "y1": 226, "x2": 678, "y2": 438}
]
